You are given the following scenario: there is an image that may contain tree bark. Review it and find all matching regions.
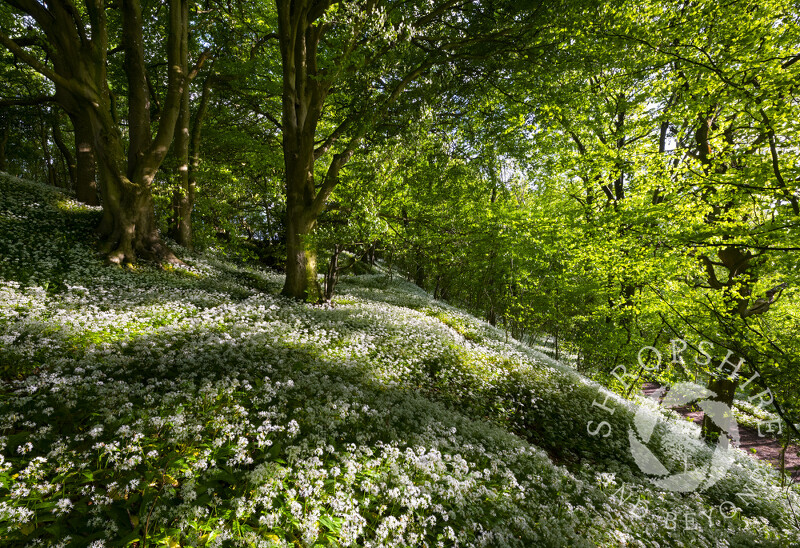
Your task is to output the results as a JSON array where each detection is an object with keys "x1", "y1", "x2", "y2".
[
  {"x1": 169, "y1": 92, "x2": 192, "y2": 247},
  {"x1": 51, "y1": 110, "x2": 76, "y2": 190},
  {"x1": 168, "y1": 10, "x2": 192, "y2": 248},
  {"x1": 71, "y1": 111, "x2": 99, "y2": 206},
  {"x1": 284, "y1": 204, "x2": 323, "y2": 301},
  {"x1": 169, "y1": 72, "x2": 211, "y2": 248},
  {"x1": 324, "y1": 243, "x2": 341, "y2": 302},
  {"x1": 702, "y1": 374, "x2": 738, "y2": 440},
  {"x1": 37, "y1": 104, "x2": 58, "y2": 187},
  {"x1": 0, "y1": 124, "x2": 7, "y2": 172}
]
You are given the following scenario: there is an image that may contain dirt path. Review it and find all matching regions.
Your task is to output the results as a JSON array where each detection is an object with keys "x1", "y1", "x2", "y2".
[{"x1": 641, "y1": 382, "x2": 800, "y2": 483}]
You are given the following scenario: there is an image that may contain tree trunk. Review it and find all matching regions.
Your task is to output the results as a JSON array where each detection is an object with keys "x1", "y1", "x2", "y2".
[
  {"x1": 38, "y1": 105, "x2": 58, "y2": 187},
  {"x1": 691, "y1": 113, "x2": 758, "y2": 443},
  {"x1": 91, "y1": 107, "x2": 168, "y2": 263},
  {"x1": 414, "y1": 260, "x2": 426, "y2": 288},
  {"x1": 98, "y1": 0, "x2": 192, "y2": 263},
  {"x1": 169, "y1": 72, "x2": 211, "y2": 248},
  {"x1": 277, "y1": 0, "x2": 330, "y2": 301},
  {"x1": 702, "y1": 374, "x2": 738, "y2": 441},
  {"x1": 71, "y1": 111, "x2": 99, "y2": 206},
  {"x1": 51, "y1": 111, "x2": 76, "y2": 190},
  {"x1": 324, "y1": 243, "x2": 341, "y2": 302},
  {"x1": 168, "y1": 31, "x2": 192, "y2": 248},
  {"x1": 168, "y1": 105, "x2": 192, "y2": 247},
  {"x1": 284, "y1": 198, "x2": 322, "y2": 302},
  {"x1": 274, "y1": 0, "x2": 428, "y2": 298},
  {"x1": 0, "y1": 124, "x2": 7, "y2": 172}
]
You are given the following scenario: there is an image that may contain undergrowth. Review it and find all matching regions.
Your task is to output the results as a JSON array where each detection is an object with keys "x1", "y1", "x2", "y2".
[{"x1": 1, "y1": 172, "x2": 798, "y2": 547}]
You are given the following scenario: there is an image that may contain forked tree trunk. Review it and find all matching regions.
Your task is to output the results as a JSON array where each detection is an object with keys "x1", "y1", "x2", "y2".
[
  {"x1": 1, "y1": 0, "x2": 198, "y2": 264},
  {"x1": 275, "y1": 0, "x2": 431, "y2": 299},
  {"x1": 95, "y1": 167, "x2": 165, "y2": 262},
  {"x1": 100, "y1": 0, "x2": 198, "y2": 263},
  {"x1": 692, "y1": 112, "x2": 776, "y2": 443},
  {"x1": 277, "y1": 0, "x2": 329, "y2": 301},
  {"x1": 91, "y1": 88, "x2": 184, "y2": 265}
]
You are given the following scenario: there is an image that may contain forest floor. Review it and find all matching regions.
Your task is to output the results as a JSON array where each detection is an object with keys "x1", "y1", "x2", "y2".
[{"x1": 642, "y1": 382, "x2": 800, "y2": 483}]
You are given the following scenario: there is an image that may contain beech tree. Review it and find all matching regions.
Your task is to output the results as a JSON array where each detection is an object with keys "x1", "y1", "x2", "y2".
[
  {"x1": 273, "y1": 0, "x2": 555, "y2": 301},
  {"x1": 0, "y1": 0, "x2": 205, "y2": 263}
]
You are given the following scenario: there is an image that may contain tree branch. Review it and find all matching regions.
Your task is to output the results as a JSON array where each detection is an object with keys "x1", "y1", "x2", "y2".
[
  {"x1": 188, "y1": 50, "x2": 212, "y2": 81},
  {"x1": 760, "y1": 108, "x2": 799, "y2": 216},
  {"x1": 309, "y1": 58, "x2": 433, "y2": 216},
  {"x1": 700, "y1": 255, "x2": 724, "y2": 289},
  {"x1": 250, "y1": 33, "x2": 279, "y2": 60},
  {"x1": 781, "y1": 53, "x2": 800, "y2": 69},
  {"x1": 5, "y1": 0, "x2": 54, "y2": 32},
  {"x1": 741, "y1": 282, "x2": 788, "y2": 318},
  {"x1": 0, "y1": 95, "x2": 56, "y2": 107},
  {"x1": 314, "y1": 116, "x2": 351, "y2": 160},
  {"x1": 60, "y1": 0, "x2": 89, "y2": 46},
  {"x1": 145, "y1": 71, "x2": 162, "y2": 118},
  {"x1": 0, "y1": 31, "x2": 90, "y2": 102},
  {"x1": 148, "y1": 0, "x2": 197, "y2": 162},
  {"x1": 308, "y1": 0, "x2": 336, "y2": 24},
  {"x1": 311, "y1": 138, "x2": 359, "y2": 217}
]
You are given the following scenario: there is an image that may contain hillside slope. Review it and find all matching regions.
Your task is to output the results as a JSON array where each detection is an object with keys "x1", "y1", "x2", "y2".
[{"x1": 1, "y1": 172, "x2": 799, "y2": 547}]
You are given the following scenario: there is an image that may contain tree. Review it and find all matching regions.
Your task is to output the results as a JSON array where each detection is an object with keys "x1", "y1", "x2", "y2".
[
  {"x1": 273, "y1": 0, "x2": 556, "y2": 301},
  {"x1": 615, "y1": 0, "x2": 800, "y2": 440},
  {"x1": 0, "y1": 0, "x2": 205, "y2": 263},
  {"x1": 168, "y1": 62, "x2": 213, "y2": 249}
]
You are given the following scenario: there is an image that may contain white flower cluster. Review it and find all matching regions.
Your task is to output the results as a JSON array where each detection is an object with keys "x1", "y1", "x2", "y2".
[{"x1": 0, "y1": 173, "x2": 798, "y2": 546}]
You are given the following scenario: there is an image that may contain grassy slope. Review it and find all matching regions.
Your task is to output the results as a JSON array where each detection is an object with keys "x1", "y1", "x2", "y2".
[{"x1": 0, "y1": 172, "x2": 798, "y2": 547}]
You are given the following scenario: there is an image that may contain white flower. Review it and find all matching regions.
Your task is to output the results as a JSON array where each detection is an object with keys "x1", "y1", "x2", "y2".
[
  {"x1": 53, "y1": 498, "x2": 73, "y2": 515},
  {"x1": 17, "y1": 442, "x2": 33, "y2": 454}
]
